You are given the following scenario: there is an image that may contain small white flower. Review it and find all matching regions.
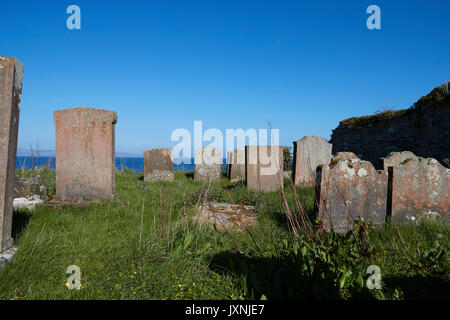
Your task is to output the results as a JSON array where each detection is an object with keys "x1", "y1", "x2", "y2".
[
  {"x1": 411, "y1": 216, "x2": 416, "y2": 221},
  {"x1": 437, "y1": 234, "x2": 443, "y2": 239}
]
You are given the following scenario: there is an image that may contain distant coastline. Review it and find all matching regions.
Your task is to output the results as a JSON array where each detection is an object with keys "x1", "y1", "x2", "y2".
[
  {"x1": 17, "y1": 148, "x2": 142, "y2": 158},
  {"x1": 16, "y1": 156, "x2": 228, "y2": 173}
]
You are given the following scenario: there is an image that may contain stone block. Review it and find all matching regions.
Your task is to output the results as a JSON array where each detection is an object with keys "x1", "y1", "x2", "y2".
[
  {"x1": 14, "y1": 178, "x2": 48, "y2": 202},
  {"x1": 54, "y1": 107, "x2": 117, "y2": 201},
  {"x1": 245, "y1": 146, "x2": 283, "y2": 192},
  {"x1": 293, "y1": 136, "x2": 332, "y2": 187},
  {"x1": 226, "y1": 149, "x2": 245, "y2": 182},
  {"x1": 143, "y1": 148, "x2": 174, "y2": 182},
  {"x1": 194, "y1": 146, "x2": 222, "y2": 182}
]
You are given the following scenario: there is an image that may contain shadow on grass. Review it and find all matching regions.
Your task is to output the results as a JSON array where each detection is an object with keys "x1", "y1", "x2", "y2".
[
  {"x1": 222, "y1": 180, "x2": 246, "y2": 191},
  {"x1": 383, "y1": 275, "x2": 450, "y2": 300},
  {"x1": 210, "y1": 250, "x2": 450, "y2": 300},
  {"x1": 208, "y1": 250, "x2": 350, "y2": 300},
  {"x1": 184, "y1": 171, "x2": 194, "y2": 179},
  {"x1": 12, "y1": 209, "x2": 32, "y2": 240}
]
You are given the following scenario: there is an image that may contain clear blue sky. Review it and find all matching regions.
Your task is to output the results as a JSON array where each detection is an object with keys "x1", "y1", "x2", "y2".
[{"x1": 1, "y1": 0, "x2": 449, "y2": 155}]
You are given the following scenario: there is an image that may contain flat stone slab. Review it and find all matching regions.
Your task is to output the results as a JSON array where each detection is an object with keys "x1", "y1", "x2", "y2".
[
  {"x1": 0, "y1": 246, "x2": 17, "y2": 270},
  {"x1": 197, "y1": 202, "x2": 258, "y2": 229},
  {"x1": 39, "y1": 200, "x2": 90, "y2": 209},
  {"x1": 13, "y1": 195, "x2": 44, "y2": 211}
]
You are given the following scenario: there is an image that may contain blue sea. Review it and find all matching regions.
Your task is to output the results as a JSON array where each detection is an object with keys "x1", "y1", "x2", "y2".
[{"x1": 16, "y1": 156, "x2": 228, "y2": 172}]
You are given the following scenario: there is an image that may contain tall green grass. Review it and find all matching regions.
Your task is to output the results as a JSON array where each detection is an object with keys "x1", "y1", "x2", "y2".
[{"x1": 0, "y1": 169, "x2": 448, "y2": 300}]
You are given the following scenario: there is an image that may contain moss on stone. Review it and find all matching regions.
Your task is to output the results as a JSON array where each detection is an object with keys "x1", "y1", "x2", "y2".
[
  {"x1": 340, "y1": 83, "x2": 449, "y2": 130},
  {"x1": 329, "y1": 158, "x2": 341, "y2": 168}
]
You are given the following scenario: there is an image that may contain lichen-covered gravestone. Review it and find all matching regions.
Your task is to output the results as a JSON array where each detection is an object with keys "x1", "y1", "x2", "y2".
[
  {"x1": 143, "y1": 148, "x2": 174, "y2": 182},
  {"x1": 0, "y1": 57, "x2": 23, "y2": 252},
  {"x1": 245, "y1": 146, "x2": 284, "y2": 192},
  {"x1": 54, "y1": 107, "x2": 117, "y2": 201},
  {"x1": 316, "y1": 157, "x2": 387, "y2": 232},
  {"x1": 293, "y1": 136, "x2": 332, "y2": 187},
  {"x1": 194, "y1": 146, "x2": 222, "y2": 182},
  {"x1": 388, "y1": 154, "x2": 449, "y2": 223},
  {"x1": 382, "y1": 151, "x2": 417, "y2": 169},
  {"x1": 227, "y1": 149, "x2": 245, "y2": 182}
]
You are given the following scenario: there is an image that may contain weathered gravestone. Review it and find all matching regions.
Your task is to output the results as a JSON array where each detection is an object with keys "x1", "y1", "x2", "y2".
[
  {"x1": 194, "y1": 146, "x2": 222, "y2": 182},
  {"x1": 227, "y1": 149, "x2": 245, "y2": 182},
  {"x1": 143, "y1": 148, "x2": 174, "y2": 182},
  {"x1": 54, "y1": 107, "x2": 117, "y2": 201},
  {"x1": 0, "y1": 57, "x2": 22, "y2": 252},
  {"x1": 316, "y1": 157, "x2": 387, "y2": 232},
  {"x1": 293, "y1": 136, "x2": 332, "y2": 187},
  {"x1": 332, "y1": 152, "x2": 359, "y2": 162},
  {"x1": 382, "y1": 151, "x2": 417, "y2": 169},
  {"x1": 385, "y1": 152, "x2": 450, "y2": 223},
  {"x1": 246, "y1": 146, "x2": 284, "y2": 192}
]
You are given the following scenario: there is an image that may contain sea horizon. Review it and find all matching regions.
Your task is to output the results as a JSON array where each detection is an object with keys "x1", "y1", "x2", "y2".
[{"x1": 16, "y1": 156, "x2": 229, "y2": 173}]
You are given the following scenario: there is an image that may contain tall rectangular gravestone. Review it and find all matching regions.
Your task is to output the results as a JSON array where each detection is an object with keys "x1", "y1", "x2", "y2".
[
  {"x1": 293, "y1": 136, "x2": 332, "y2": 187},
  {"x1": 0, "y1": 57, "x2": 23, "y2": 252},
  {"x1": 245, "y1": 146, "x2": 283, "y2": 192},
  {"x1": 54, "y1": 107, "x2": 117, "y2": 201},
  {"x1": 227, "y1": 149, "x2": 245, "y2": 182},
  {"x1": 143, "y1": 148, "x2": 174, "y2": 182}
]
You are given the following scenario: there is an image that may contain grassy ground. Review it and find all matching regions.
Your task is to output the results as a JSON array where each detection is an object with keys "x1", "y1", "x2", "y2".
[{"x1": 0, "y1": 168, "x2": 448, "y2": 300}]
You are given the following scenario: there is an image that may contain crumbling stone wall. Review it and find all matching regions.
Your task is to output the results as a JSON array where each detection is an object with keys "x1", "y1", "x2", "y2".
[{"x1": 330, "y1": 84, "x2": 450, "y2": 169}]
